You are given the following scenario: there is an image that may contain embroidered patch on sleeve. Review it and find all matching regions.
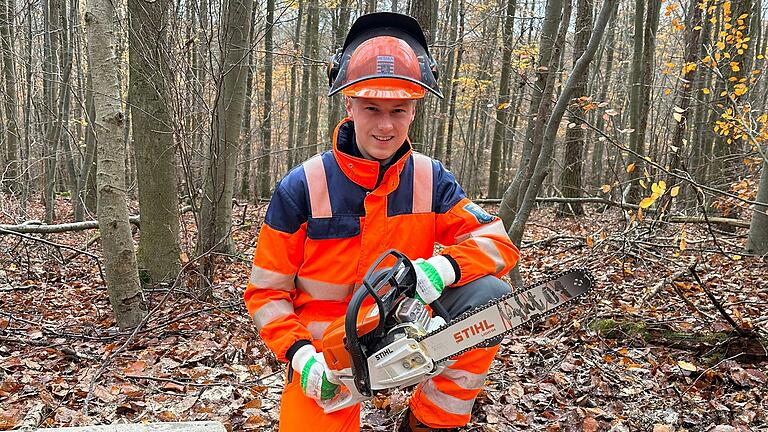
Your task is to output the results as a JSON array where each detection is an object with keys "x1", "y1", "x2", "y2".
[{"x1": 463, "y1": 202, "x2": 495, "y2": 224}]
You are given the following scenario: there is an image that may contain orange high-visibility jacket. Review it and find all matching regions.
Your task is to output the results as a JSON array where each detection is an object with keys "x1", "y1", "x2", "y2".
[{"x1": 244, "y1": 119, "x2": 520, "y2": 362}]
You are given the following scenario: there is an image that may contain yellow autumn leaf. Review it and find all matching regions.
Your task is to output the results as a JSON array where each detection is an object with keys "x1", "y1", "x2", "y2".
[
  {"x1": 732, "y1": 255, "x2": 742, "y2": 261},
  {"x1": 677, "y1": 361, "x2": 697, "y2": 372},
  {"x1": 639, "y1": 197, "x2": 656, "y2": 209},
  {"x1": 680, "y1": 237, "x2": 688, "y2": 250},
  {"x1": 670, "y1": 186, "x2": 680, "y2": 197},
  {"x1": 640, "y1": 179, "x2": 647, "y2": 189},
  {"x1": 626, "y1": 163, "x2": 636, "y2": 173},
  {"x1": 586, "y1": 236, "x2": 594, "y2": 248},
  {"x1": 702, "y1": 88, "x2": 711, "y2": 94},
  {"x1": 673, "y1": 112, "x2": 683, "y2": 123},
  {"x1": 600, "y1": 184, "x2": 611, "y2": 193}
]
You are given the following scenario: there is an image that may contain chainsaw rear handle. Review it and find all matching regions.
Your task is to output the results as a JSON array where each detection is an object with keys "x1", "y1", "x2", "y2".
[{"x1": 344, "y1": 250, "x2": 450, "y2": 396}]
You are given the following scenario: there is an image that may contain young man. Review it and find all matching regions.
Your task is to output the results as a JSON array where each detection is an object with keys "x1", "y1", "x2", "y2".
[{"x1": 244, "y1": 12, "x2": 520, "y2": 432}]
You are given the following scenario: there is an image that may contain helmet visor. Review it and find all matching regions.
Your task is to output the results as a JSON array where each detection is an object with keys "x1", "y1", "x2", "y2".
[{"x1": 328, "y1": 31, "x2": 443, "y2": 99}]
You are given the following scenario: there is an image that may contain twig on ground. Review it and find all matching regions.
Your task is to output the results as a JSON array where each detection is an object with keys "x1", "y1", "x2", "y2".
[{"x1": 689, "y1": 262, "x2": 748, "y2": 337}]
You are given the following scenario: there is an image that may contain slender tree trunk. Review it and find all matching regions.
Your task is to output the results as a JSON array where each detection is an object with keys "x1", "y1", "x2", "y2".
[
  {"x1": 433, "y1": 0, "x2": 458, "y2": 161},
  {"x1": 499, "y1": 0, "x2": 565, "y2": 224},
  {"x1": 590, "y1": 0, "x2": 617, "y2": 189},
  {"x1": 198, "y1": 0, "x2": 253, "y2": 260},
  {"x1": 287, "y1": 6, "x2": 303, "y2": 169},
  {"x1": 487, "y1": 0, "x2": 517, "y2": 198},
  {"x1": 42, "y1": 0, "x2": 62, "y2": 222},
  {"x1": 307, "y1": 0, "x2": 321, "y2": 154},
  {"x1": 296, "y1": 1, "x2": 314, "y2": 161},
  {"x1": 444, "y1": 0, "x2": 465, "y2": 169},
  {"x1": 128, "y1": 0, "x2": 181, "y2": 283},
  {"x1": 259, "y1": 0, "x2": 275, "y2": 199},
  {"x1": 0, "y1": 0, "x2": 20, "y2": 194},
  {"x1": 239, "y1": 1, "x2": 257, "y2": 199},
  {"x1": 627, "y1": 0, "x2": 661, "y2": 202},
  {"x1": 746, "y1": 158, "x2": 768, "y2": 254},
  {"x1": 327, "y1": 0, "x2": 350, "y2": 137},
  {"x1": 85, "y1": 0, "x2": 147, "y2": 329},
  {"x1": 78, "y1": 69, "x2": 98, "y2": 218},
  {"x1": 556, "y1": 0, "x2": 593, "y2": 217},
  {"x1": 408, "y1": 0, "x2": 437, "y2": 153},
  {"x1": 508, "y1": 0, "x2": 614, "y2": 281},
  {"x1": 666, "y1": 0, "x2": 702, "y2": 207}
]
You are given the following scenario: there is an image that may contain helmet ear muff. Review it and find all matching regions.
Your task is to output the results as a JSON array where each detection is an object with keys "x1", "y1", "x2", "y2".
[{"x1": 327, "y1": 48, "x2": 343, "y2": 88}]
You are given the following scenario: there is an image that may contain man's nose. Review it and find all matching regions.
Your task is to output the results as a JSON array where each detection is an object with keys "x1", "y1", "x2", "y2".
[{"x1": 378, "y1": 114, "x2": 394, "y2": 131}]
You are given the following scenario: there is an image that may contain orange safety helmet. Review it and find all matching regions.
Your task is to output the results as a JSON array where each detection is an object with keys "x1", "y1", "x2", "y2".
[{"x1": 327, "y1": 13, "x2": 443, "y2": 99}]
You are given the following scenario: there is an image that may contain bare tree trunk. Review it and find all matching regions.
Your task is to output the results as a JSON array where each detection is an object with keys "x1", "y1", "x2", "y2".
[
  {"x1": 85, "y1": 0, "x2": 147, "y2": 329},
  {"x1": 666, "y1": 0, "x2": 702, "y2": 206},
  {"x1": 487, "y1": 0, "x2": 518, "y2": 198},
  {"x1": 198, "y1": 0, "x2": 253, "y2": 259},
  {"x1": 287, "y1": 6, "x2": 303, "y2": 169},
  {"x1": 408, "y1": 0, "x2": 437, "y2": 153},
  {"x1": 746, "y1": 158, "x2": 768, "y2": 254},
  {"x1": 498, "y1": 0, "x2": 565, "y2": 225},
  {"x1": 296, "y1": 0, "x2": 314, "y2": 160},
  {"x1": 327, "y1": 0, "x2": 350, "y2": 138},
  {"x1": 432, "y1": 0, "x2": 457, "y2": 161},
  {"x1": 627, "y1": 0, "x2": 661, "y2": 202},
  {"x1": 239, "y1": 1, "x2": 257, "y2": 199},
  {"x1": 0, "y1": 0, "x2": 19, "y2": 194},
  {"x1": 42, "y1": 0, "x2": 62, "y2": 222},
  {"x1": 259, "y1": 0, "x2": 275, "y2": 199},
  {"x1": 443, "y1": 0, "x2": 464, "y2": 169},
  {"x1": 590, "y1": 0, "x2": 618, "y2": 189},
  {"x1": 128, "y1": 0, "x2": 181, "y2": 284},
  {"x1": 307, "y1": 0, "x2": 321, "y2": 153},
  {"x1": 556, "y1": 0, "x2": 593, "y2": 217},
  {"x1": 508, "y1": 0, "x2": 614, "y2": 282}
]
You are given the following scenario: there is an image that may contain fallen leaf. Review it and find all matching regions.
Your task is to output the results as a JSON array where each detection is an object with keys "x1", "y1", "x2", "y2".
[
  {"x1": 583, "y1": 416, "x2": 599, "y2": 432},
  {"x1": 653, "y1": 425, "x2": 674, "y2": 432}
]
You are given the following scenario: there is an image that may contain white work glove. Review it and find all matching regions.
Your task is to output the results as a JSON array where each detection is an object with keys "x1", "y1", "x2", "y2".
[
  {"x1": 412, "y1": 255, "x2": 456, "y2": 305},
  {"x1": 290, "y1": 345, "x2": 341, "y2": 403}
]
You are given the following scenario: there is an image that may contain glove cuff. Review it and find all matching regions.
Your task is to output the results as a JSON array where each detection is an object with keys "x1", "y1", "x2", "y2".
[
  {"x1": 426, "y1": 255, "x2": 457, "y2": 287},
  {"x1": 290, "y1": 344, "x2": 316, "y2": 374}
]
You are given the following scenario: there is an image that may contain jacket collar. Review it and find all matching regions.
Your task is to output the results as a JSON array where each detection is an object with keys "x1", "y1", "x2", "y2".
[{"x1": 332, "y1": 118, "x2": 412, "y2": 193}]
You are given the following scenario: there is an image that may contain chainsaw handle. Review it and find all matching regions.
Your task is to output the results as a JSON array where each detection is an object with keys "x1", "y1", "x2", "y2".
[{"x1": 430, "y1": 299, "x2": 451, "y2": 321}]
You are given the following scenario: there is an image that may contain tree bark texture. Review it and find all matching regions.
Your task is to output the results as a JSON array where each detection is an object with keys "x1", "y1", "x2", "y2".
[
  {"x1": 499, "y1": 0, "x2": 565, "y2": 225},
  {"x1": 258, "y1": 0, "x2": 275, "y2": 199},
  {"x1": 408, "y1": 0, "x2": 437, "y2": 153},
  {"x1": 508, "y1": 0, "x2": 615, "y2": 275},
  {"x1": 556, "y1": 0, "x2": 593, "y2": 217},
  {"x1": 85, "y1": 0, "x2": 147, "y2": 329},
  {"x1": 198, "y1": 0, "x2": 253, "y2": 256},
  {"x1": 746, "y1": 158, "x2": 768, "y2": 254},
  {"x1": 487, "y1": 0, "x2": 518, "y2": 198},
  {"x1": 128, "y1": 0, "x2": 181, "y2": 284},
  {"x1": 0, "y1": 0, "x2": 20, "y2": 194}
]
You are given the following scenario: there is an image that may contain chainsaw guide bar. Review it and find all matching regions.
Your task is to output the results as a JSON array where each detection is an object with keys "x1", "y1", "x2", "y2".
[{"x1": 417, "y1": 268, "x2": 595, "y2": 364}]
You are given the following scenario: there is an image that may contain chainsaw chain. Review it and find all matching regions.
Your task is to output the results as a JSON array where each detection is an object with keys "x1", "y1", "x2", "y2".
[{"x1": 417, "y1": 268, "x2": 595, "y2": 364}]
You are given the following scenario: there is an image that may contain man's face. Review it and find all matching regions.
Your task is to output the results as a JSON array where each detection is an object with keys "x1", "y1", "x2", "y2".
[{"x1": 345, "y1": 97, "x2": 416, "y2": 162}]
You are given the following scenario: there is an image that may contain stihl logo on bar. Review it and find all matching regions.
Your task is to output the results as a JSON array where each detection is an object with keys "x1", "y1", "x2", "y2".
[{"x1": 453, "y1": 319, "x2": 496, "y2": 343}]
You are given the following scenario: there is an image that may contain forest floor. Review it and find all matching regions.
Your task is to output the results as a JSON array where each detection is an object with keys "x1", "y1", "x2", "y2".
[{"x1": 0, "y1": 196, "x2": 766, "y2": 431}]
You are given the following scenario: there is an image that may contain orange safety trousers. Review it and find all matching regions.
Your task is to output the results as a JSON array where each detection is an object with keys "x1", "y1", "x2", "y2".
[{"x1": 277, "y1": 344, "x2": 498, "y2": 431}]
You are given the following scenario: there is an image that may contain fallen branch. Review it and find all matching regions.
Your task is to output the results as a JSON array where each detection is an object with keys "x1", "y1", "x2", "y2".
[
  {"x1": 641, "y1": 268, "x2": 689, "y2": 304},
  {"x1": 690, "y1": 262, "x2": 749, "y2": 337},
  {"x1": 0, "y1": 205, "x2": 194, "y2": 234}
]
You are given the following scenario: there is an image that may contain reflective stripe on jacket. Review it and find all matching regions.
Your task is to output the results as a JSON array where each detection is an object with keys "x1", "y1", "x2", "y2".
[{"x1": 244, "y1": 118, "x2": 520, "y2": 361}]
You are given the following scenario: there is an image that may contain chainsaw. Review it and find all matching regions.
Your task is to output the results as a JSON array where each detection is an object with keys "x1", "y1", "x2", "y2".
[{"x1": 319, "y1": 249, "x2": 594, "y2": 413}]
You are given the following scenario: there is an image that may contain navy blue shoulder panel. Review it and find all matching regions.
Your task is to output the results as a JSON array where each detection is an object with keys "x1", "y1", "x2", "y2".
[
  {"x1": 388, "y1": 157, "x2": 415, "y2": 217},
  {"x1": 433, "y1": 160, "x2": 466, "y2": 214},
  {"x1": 264, "y1": 163, "x2": 310, "y2": 234}
]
